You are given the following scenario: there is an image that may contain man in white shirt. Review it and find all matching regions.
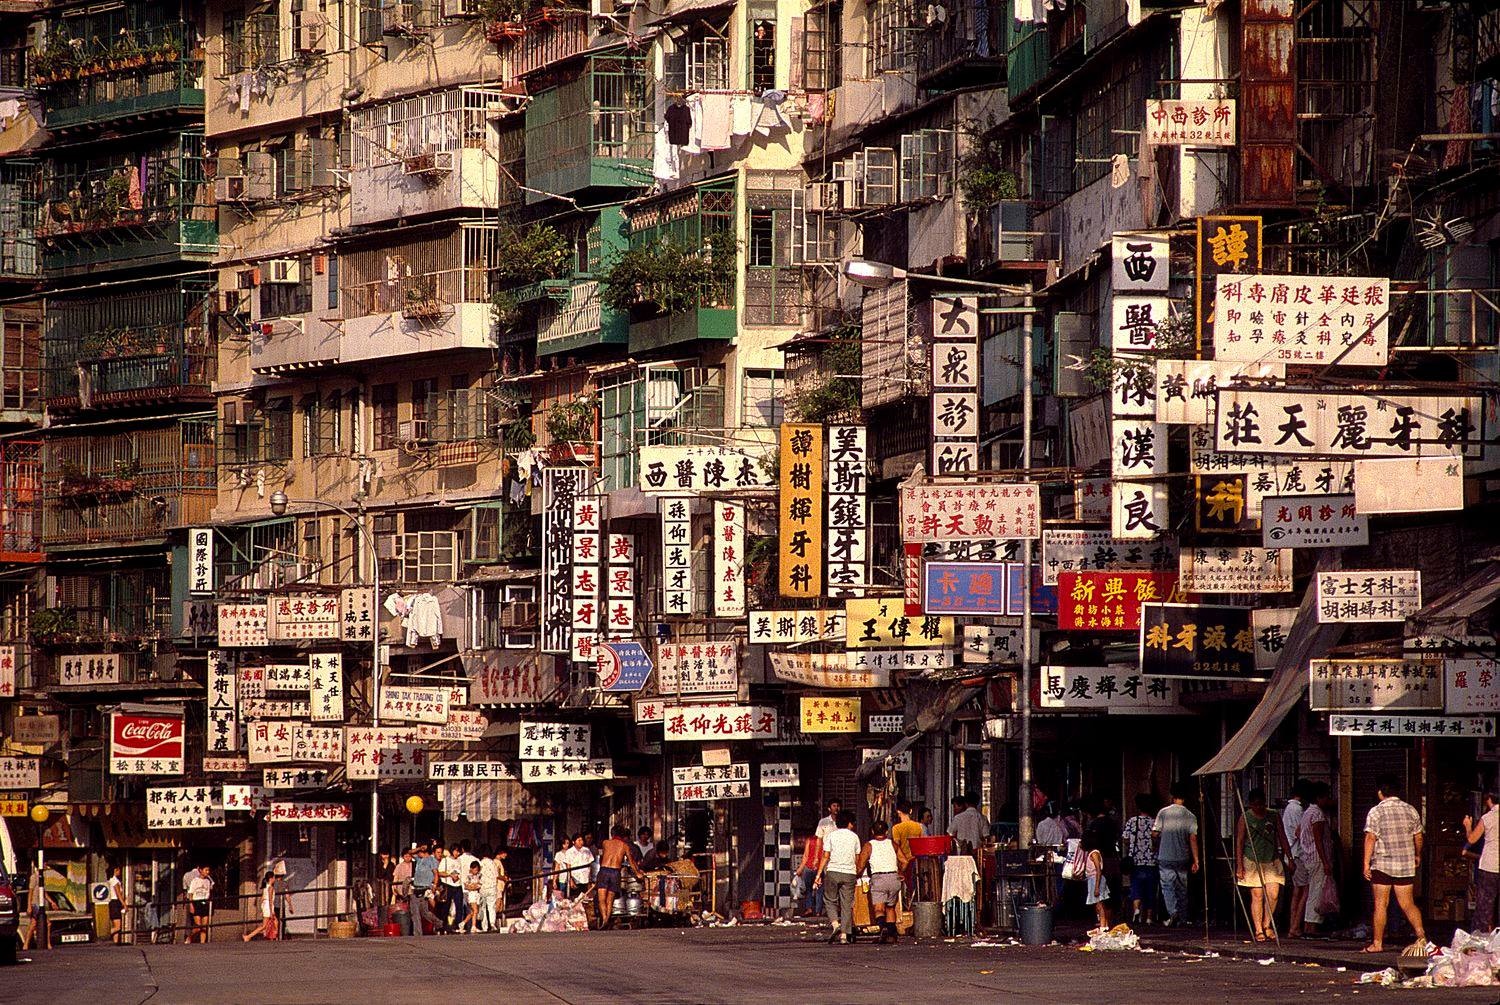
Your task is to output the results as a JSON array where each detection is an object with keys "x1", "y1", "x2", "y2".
[
  {"x1": 814, "y1": 812, "x2": 862, "y2": 944},
  {"x1": 185, "y1": 865, "x2": 214, "y2": 944},
  {"x1": 1282, "y1": 781, "x2": 1309, "y2": 938},
  {"x1": 554, "y1": 834, "x2": 594, "y2": 901},
  {"x1": 815, "y1": 800, "x2": 842, "y2": 843},
  {"x1": 441, "y1": 846, "x2": 466, "y2": 932},
  {"x1": 455, "y1": 842, "x2": 478, "y2": 930}
]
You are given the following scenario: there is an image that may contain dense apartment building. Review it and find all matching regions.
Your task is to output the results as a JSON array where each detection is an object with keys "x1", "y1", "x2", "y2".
[{"x1": 5, "y1": 0, "x2": 1500, "y2": 937}]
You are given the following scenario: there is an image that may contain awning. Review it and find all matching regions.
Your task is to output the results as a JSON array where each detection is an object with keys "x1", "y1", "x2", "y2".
[
  {"x1": 1407, "y1": 559, "x2": 1500, "y2": 634},
  {"x1": 655, "y1": 0, "x2": 734, "y2": 24},
  {"x1": 857, "y1": 683, "x2": 980, "y2": 781},
  {"x1": 439, "y1": 779, "x2": 535, "y2": 822},
  {"x1": 1194, "y1": 555, "x2": 1345, "y2": 777}
]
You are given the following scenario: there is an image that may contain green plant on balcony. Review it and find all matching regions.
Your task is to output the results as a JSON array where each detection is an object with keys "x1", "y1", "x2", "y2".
[
  {"x1": 32, "y1": 32, "x2": 79, "y2": 84},
  {"x1": 480, "y1": 0, "x2": 532, "y2": 38},
  {"x1": 599, "y1": 232, "x2": 735, "y2": 317},
  {"x1": 30, "y1": 607, "x2": 80, "y2": 648},
  {"x1": 58, "y1": 458, "x2": 140, "y2": 501},
  {"x1": 957, "y1": 118, "x2": 1019, "y2": 207},
  {"x1": 108, "y1": 32, "x2": 145, "y2": 70},
  {"x1": 490, "y1": 289, "x2": 522, "y2": 333},
  {"x1": 787, "y1": 328, "x2": 861, "y2": 423},
  {"x1": 544, "y1": 396, "x2": 594, "y2": 444},
  {"x1": 402, "y1": 278, "x2": 446, "y2": 319},
  {"x1": 493, "y1": 224, "x2": 572, "y2": 287}
]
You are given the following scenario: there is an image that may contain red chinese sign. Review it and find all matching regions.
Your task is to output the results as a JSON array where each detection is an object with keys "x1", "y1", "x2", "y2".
[
  {"x1": 110, "y1": 711, "x2": 186, "y2": 774},
  {"x1": 1057, "y1": 572, "x2": 1177, "y2": 632}
]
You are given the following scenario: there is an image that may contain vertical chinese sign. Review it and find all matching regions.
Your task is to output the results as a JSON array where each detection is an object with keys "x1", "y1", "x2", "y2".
[
  {"x1": 713, "y1": 506, "x2": 746, "y2": 618},
  {"x1": 206, "y1": 650, "x2": 238, "y2": 753},
  {"x1": 1195, "y1": 215, "x2": 1262, "y2": 355},
  {"x1": 661, "y1": 498, "x2": 693, "y2": 615},
  {"x1": 571, "y1": 492, "x2": 604, "y2": 663},
  {"x1": 309, "y1": 652, "x2": 343, "y2": 721},
  {"x1": 541, "y1": 468, "x2": 586, "y2": 654},
  {"x1": 826, "y1": 425, "x2": 867, "y2": 597},
  {"x1": 1109, "y1": 230, "x2": 1171, "y2": 544},
  {"x1": 189, "y1": 528, "x2": 213, "y2": 594},
  {"x1": 606, "y1": 534, "x2": 637, "y2": 638},
  {"x1": 930, "y1": 298, "x2": 981, "y2": 474},
  {"x1": 779, "y1": 423, "x2": 824, "y2": 598}
]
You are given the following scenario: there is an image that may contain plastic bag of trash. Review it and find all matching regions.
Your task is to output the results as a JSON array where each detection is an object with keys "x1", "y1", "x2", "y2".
[
  {"x1": 1086, "y1": 924, "x2": 1140, "y2": 951},
  {"x1": 1357, "y1": 968, "x2": 1399, "y2": 986}
]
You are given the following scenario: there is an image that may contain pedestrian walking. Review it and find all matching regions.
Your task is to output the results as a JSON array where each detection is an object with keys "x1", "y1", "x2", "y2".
[
  {"x1": 1463, "y1": 791, "x2": 1499, "y2": 931},
  {"x1": 462, "y1": 861, "x2": 483, "y2": 933},
  {"x1": 1235, "y1": 788, "x2": 1293, "y2": 941},
  {"x1": 1297, "y1": 782, "x2": 1336, "y2": 937},
  {"x1": 22, "y1": 864, "x2": 50, "y2": 952},
  {"x1": 1083, "y1": 831, "x2": 1111, "y2": 933},
  {"x1": 1152, "y1": 783, "x2": 1199, "y2": 927},
  {"x1": 186, "y1": 865, "x2": 214, "y2": 944},
  {"x1": 107, "y1": 863, "x2": 126, "y2": 944},
  {"x1": 1121, "y1": 794, "x2": 1158, "y2": 926},
  {"x1": 409, "y1": 844, "x2": 441, "y2": 937},
  {"x1": 1362, "y1": 774, "x2": 1427, "y2": 954},
  {"x1": 476, "y1": 846, "x2": 500, "y2": 932},
  {"x1": 857, "y1": 819, "x2": 909, "y2": 944},
  {"x1": 814, "y1": 812, "x2": 861, "y2": 944},
  {"x1": 1282, "y1": 781, "x2": 1310, "y2": 937},
  {"x1": 796, "y1": 831, "x2": 824, "y2": 917},
  {"x1": 596, "y1": 825, "x2": 640, "y2": 926},
  {"x1": 242, "y1": 872, "x2": 279, "y2": 942},
  {"x1": 392, "y1": 848, "x2": 414, "y2": 910}
]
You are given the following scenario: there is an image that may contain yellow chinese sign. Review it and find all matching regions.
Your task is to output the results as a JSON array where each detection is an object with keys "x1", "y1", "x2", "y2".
[
  {"x1": 1195, "y1": 215, "x2": 1262, "y2": 355},
  {"x1": 779, "y1": 424, "x2": 823, "y2": 598},
  {"x1": 800, "y1": 696, "x2": 861, "y2": 733},
  {"x1": 844, "y1": 598, "x2": 954, "y2": 648},
  {"x1": 0, "y1": 797, "x2": 27, "y2": 817}
]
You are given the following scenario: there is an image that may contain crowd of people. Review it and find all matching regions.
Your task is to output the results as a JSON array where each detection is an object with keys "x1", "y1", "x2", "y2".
[{"x1": 387, "y1": 841, "x2": 509, "y2": 935}]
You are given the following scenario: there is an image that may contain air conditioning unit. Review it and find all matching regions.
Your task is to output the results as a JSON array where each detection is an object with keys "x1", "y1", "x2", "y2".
[
  {"x1": 264, "y1": 258, "x2": 302, "y2": 284},
  {"x1": 296, "y1": 21, "x2": 327, "y2": 53},
  {"x1": 402, "y1": 151, "x2": 454, "y2": 176},
  {"x1": 383, "y1": 2, "x2": 419, "y2": 34},
  {"x1": 805, "y1": 181, "x2": 839, "y2": 213},
  {"x1": 398, "y1": 419, "x2": 431, "y2": 445},
  {"x1": 215, "y1": 174, "x2": 249, "y2": 202}
]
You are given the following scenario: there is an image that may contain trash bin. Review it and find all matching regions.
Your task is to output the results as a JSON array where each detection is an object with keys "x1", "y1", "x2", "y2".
[
  {"x1": 912, "y1": 901, "x2": 943, "y2": 939},
  {"x1": 392, "y1": 909, "x2": 411, "y2": 936},
  {"x1": 1018, "y1": 905, "x2": 1054, "y2": 946}
]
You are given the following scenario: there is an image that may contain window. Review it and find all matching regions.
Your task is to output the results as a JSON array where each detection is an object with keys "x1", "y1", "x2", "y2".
[
  {"x1": 1072, "y1": 44, "x2": 1173, "y2": 191},
  {"x1": 259, "y1": 257, "x2": 314, "y2": 319},
  {"x1": 372, "y1": 384, "x2": 397, "y2": 449},
  {"x1": 899, "y1": 129, "x2": 954, "y2": 202},
  {"x1": 469, "y1": 506, "x2": 501, "y2": 564},
  {"x1": 744, "y1": 174, "x2": 802, "y2": 326},
  {"x1": 300, "y1": 395, "x2": 320, "y2": 458},
  {"x1": 402, "y1": 531, "x2": 458, "y2": 582},
  {"x1": 748, "y1": 210, "x2": 776, "y2": 268},
  {"x1": 871, "y1": 0, "x2": 918, "y2": 74},
  {"x1": 265, "y1": 397, "x2": 293, "y2": 459},
  {"x1": 598, "y1": 370, "x2": 645, "y2": 491},
  {"x1": 324, "y1": 390, "x2": 343, "y2": 455},
  {"x1": 345, "y1": 388, "x2": 361, "y2": 453},
  {"x1": 300, "y1": 518, "x2": 322, "y2": 577},
  {"x1": 326, "y1": 254, "x2": 340, "y2": 312},
  {"x1": 742, "y1": 368, "x2": 784, "y2": 427},
  {"x1": 803, "y1": 2, "x2": 842, "y2": 91},
  {"x1": 749, "y1": 3, "x2": 778, "y2": 95},
  {"x1": 411, "y1": 377, "x2": 437, "y2": 438},
  {"x1": 329, "y1": 515, "x2": 346, "y2": 585},
  {"x1": 448, "y1": 375, "x2": 471, "y2": 442}
]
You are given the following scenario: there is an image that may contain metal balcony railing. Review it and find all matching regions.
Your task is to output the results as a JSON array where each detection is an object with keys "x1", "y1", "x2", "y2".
[{"x1": 35, "y1": 22, "x2": 204, "y2": 130}]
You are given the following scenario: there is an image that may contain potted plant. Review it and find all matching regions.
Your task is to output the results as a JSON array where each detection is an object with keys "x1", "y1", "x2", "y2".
[
  {"x1": 543, "y1": 396, "x2": 595, "y2": 461},
  {"x1": 599, "y1": 231, "x2": 736, "y2": 317},
  {"x1": 479, "y1": 0, "x2": 530, "y2": 39}
]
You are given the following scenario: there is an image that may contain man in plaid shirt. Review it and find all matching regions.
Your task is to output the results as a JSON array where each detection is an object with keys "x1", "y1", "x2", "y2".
[{"x1": 1361, "y1": 775, "x2": 1427, "y2": 954}]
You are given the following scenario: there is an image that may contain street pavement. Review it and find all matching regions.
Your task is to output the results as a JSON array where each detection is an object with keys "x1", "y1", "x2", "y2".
[{"x1": 3, "y1": 923, "x2": 1488, "y2": 1004}]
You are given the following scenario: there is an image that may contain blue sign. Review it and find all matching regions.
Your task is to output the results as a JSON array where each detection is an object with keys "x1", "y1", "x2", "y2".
[
  {"x1": 599, "y1": 641, "x2": 654, "y2": 692},
  {"x1": 924, "y1": 562, "x2": 1022, "y2": 615}
]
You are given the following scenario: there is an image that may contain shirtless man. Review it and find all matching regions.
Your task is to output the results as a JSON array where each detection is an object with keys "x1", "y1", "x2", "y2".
[{"x1": 596, "y1": 825, "x2": 641, "y2": 926}]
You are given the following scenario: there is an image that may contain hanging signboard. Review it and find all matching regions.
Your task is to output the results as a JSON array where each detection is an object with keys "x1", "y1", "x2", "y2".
[
  {"x1": 900, "y1": 483, "x2": 1041, "y2": 543},
  {"x1": 656, "y1": 642, "x2": 739, "y2": 696},
  {"x1": 1308, "y1": 658, "x2": 1444, "y2": 711},
  {"x1": 800, "y1": 696, "x2": 861, "y2": 733},
  {"x1": 1178, "y1": 547, "x2": 1292, "y2": 594},
  {"x1": 1215, "y1": 389, "x2": 1483, "y2": 458},
  {"x1": 343, "y1": 726, "x2": 425, "y2": 780},
  {"x1": 673, "y1": 764, "x2": 752, "y2": 801},
  {"x1": 1262, "y1": 495, "x2": 1368, "y2": 548},
  {"x1": 597, "y1": 641, "x2": 653, "y2": 693},
  {"x1": 308, "y1": 653, "x2": 343, "y2": 722},
  {"x1": 204, "y1": 755, "x2": 249, "y2": 773},
  {"x1": 713, "y1": 503, "x2": 747, "y2": 617},
  {"x1": 205, "y1": 650, "x2": 238, "y2": 754},
  {"x1": 760, "y1": 763, "x2": 801, "y2": 788},
  {"x1": 930, "y1": 298, "x2": 980, "y2": 474},
  {"x1": 267, "y1": 593, "x2": 341, "y2": 641},
  {"x1": 1111, "y1": 420, "x2": 1167, "y2": 480},
  {"x1": 341, "y1": 587, "x2": 376, "y2": 642},
  {"x1": 378, "y1": 685, "x2": 452, "y2": 724},
  {"x1": 0, "y1": 756, "x2": 40, "y2": 788},
  {"x1": 519, "y1": 758, "x2": 614, "y2": 783},
  {"x1": 1145, "y1": 98, "x2": 1236, "y2": 145},
  {"x1": 146, "y1": 787, "x2": 224, "y2": 829},
  {"x1": 1112, "y1": 233, "x2": 1169, "y2": 293},
  {"x1": 1041, "y1": 530, "x2": 1178, "y2": 586},
  {"x1": 263, "y1": 663, "x2": 311, "y2": 692},
  {"x1": 633, "y1": 697, "x2": 667, "y2": 725},
  {"x1": 857, "y1": 648, "x2": 957, "y2": 672},
  {"x1": 1252, "y1": 608, "x2": 1297, "y2": 672},
  {"x1": 1111, "y1": 482, "x2": 1167, "y2": 540},
  {"x1": 571, "y1": 492, "x2": 606, "y2": 663},
  {"x1": 268, "y1": 802, "x2": 352, "y2": 823},
  {"x1": 1214, "y1": 274, "x2": 1389, "y2": 366},
  {"x1": 661, "y1": 704, "x2": 778, "y2": 741},
  {"x1": 217, "y1": 603, "x2": 269, "y2": 648},
  {"x1": 110, "y1": 711, "x2": 185, "y2": 775},
  {"x1": 11, "y1": 714, "x2": 58, "y2": 745},
  {"x1": 222, "y1": 785, "x2": 272, "y2": 813},
  {"x1": 1056, "y1": 571, "x2": 1175, "y2": 632},
  {"x1": 247, "y1": 720, "x2": 297, "y2": 764},
  {"x1": 606, "y1": 533, "x2": 636, "y2": 639},
  {"x1": 541, "y1": 467, "x2": 587, "y2": 654},
  {"x1": 418, "y1": 709, "x2": 487, "y2": 743},
  {"x1": 290, "y1": 723, "x2": 342, "y2": 762},
  {"x1": 963, "y1": 623, "x2": 1032, "y2": 665},
  {"x1": 263, "y1": 768, "x2": 331, "y2": 788},
  {"x1": 59, "y1": 653, "x2": 121, "y2": 686},
  {"x1": 1155, "y1": 360, "x2": 1284, "y2": 425},
  {"x1": 826, "y1": 426, "x2": 868, "y2": 596},
  {"x1": 1111, "y1": 359, "x2": 1156, "y2": 419},
  {"x1": 638, "y1": 445, "x2": 768, "y2": 494},
  {"x1": 1315, "y1": 570, "x2": 1422, "y2": 623},
  {"x1": 1039, "y1": 666, "x2": 1183, "y2": 713},
  {"x1": 1195, "y1": 474, "x2": 1258, "y2": 533},
  {"x1": 661, "y1": 496, "x2": 693, "y2": 617},
  {"x1": 1139, "y1": 603, "x2": 1259, "y2": 681},
  {"x1": 1329, "y1": 715, "x2": 1495, "y2": 739},
  {"x1": 1443, "y1": 659, "x2": 1500, "y2": 714},
  {"x1": 768, "y1": 651, "x2": 892, "y2": 689},
  {"x1": 779, "y1": 423, "x2": 824, "y2": 598},
  {"x1": 845, "y1": 598, "x2": 954, "y2": 648},
  {"x1": 1354, "y1": 456, "x2": 1464, "y2": 514},
  {"x1": 518, "y1": 720, "x2": 591, "y2": 761},
  {"x1": 747, "y1": 609, "x2": 845, "y2": 645},
  {"x1": 1196, "y1": 215, "x2": 1262, "y2": 356},
  {"x1": 1074, "y1": 477, "x2": 1111, "y2": 522},
  {"x1": 188, "y1": 528, "x2": 214, "y2": 594},
  {"x1": 867, "y1": 714, "x2": 905, "y2": 733},
  {"x1": 428, "y1": 760, "x2": 519, "y2": 781},
  {"x1": 922, "y1": 561, "x2": 1022, "y2": 616}
]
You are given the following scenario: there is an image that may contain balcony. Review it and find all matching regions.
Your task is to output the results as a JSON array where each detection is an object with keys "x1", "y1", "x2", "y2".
[
  {"x1": 628, "y1": 307, "x2": 735, "y2": 353},
  {"x1": 523, "y1": 52, "x2": 653, "y2": 203},
  {"x1": 44, "y1": 280, "x2": 215, "y2": 411},
  {"x1": 496, "y1": 6, "x2": 593, "y2": 78},
  {"x1": 535, "y1": 279, "x2": 629, "y2": 355},
  {"x1": 619, "y1": 181, "x2": 736, "y2": 353},
  {"x1": 249, "y1": 318, "x2": 344, "y2": 376},
  {"x1": 1005, "y1": 19, "x2": 1051, "y2": 101},
  {"x1": 0, "y1": 439, "x2": 43, "y2": 563},
  {"x1": 341, "y1": 268, "x2": 495, "y2": 363},
  {"x1": 348, "y1": 87, "x2": 519, "y2": 227},
  {"x1": 38, "y1": 131, "x2": 216, "y2": 276},
  {"x1": 0, "y1": 160, "x2": 40, "y2": 280},
  {"x1": 42, "y1": 417, "x2": 215, "y2": 549},
  {"x1": 965, "y1": 200, "x2": 1055, "y2": 271},
  {"x1": 34, "y1": 23, "x2": 204, "y2": 132},
  {"x1": 917, "y1": 0, "x2": 1007, "y2": 89}
]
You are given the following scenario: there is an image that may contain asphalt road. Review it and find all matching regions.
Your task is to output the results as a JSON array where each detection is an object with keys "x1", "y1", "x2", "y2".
[{"x1": 3, "y1": 925, "x2": 1487, "y2": 1004}]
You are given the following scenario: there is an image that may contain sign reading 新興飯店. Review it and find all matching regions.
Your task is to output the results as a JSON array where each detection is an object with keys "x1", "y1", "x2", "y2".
[
  {"x1": 1308, "y1": 658, "x2": 1443, "y2": 712},
  {"x1": 110, "y1": 711, "x2": 185, "y2": 775},
  {"x1": 1315, "y1": 570, "x2": 1422, "y2": 624}
]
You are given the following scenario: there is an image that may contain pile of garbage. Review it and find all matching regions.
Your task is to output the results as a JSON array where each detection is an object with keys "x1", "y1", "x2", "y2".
[
  {"x1": 1081, "y1": 924, "x2": 1141, "y2": 952},
  {"x1": 505, "y1": 894, "x2": 590, "y2": 934},
  {"x1": 1361, "y1": 929, "x2": 1500, "y2": 989}
]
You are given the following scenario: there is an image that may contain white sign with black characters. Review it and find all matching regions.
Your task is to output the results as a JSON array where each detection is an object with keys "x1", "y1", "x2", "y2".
[
  {"x1": 1315, "y1": 570, "x2": 1422, "y2": 624},
  {"x1": 930, "y1": 297, "x2": 980, "y2": 475},
  {"x1": 1213, "y1": 274, "x2": 1389, "y2": 367},
  {"x1": 1111, "y1": 482, "x2": 1167, "y2": 541},
  {"x1": 1111, "y1": 233, "x2": 1169, "y2": 293},
  {"x1": 1041, "y1": 529, "x2": 1179, "y2": 586},
  {"x1": 1354, "y1": 456, "x2": 1464, "y2": 515},
  {"x1": 263, "y1": 768, "x2": 331, "y2": 789},
  {"x1": 866, "y1": 714, "x2": 905, "y2": 733},
  {"x1": 146, "y1": 786, "x2": 225, "y2": 829},
  {"x1": 1112, "y1": 420, "x2": 1167, "y2": 479},
  {"x1": 206, "y1": 650, "x2": 239, "y2": 754},
  {"x1": 518, "y1": 720, "x2": 591, "y2": 761},
  {"x1": 759, "y1": 762, "x2": 801, "y2": 788},
  {"x1": 188, "y1": 528, "x2": 214, "y2": 594},
  {"x1": 1155, "y1": 360, "x2": 1284, "y2": 425},
  {"x1": 428, "y1": 760, "x2": 519, "y2": 781},
  {"x1": 1111, "y1": 295, "x2": 1171, "y2": 353},
  {"x1": 661, "y1": 496, "x2": 694, "y2": 617},
  {"x1": 1178, "y1": 547, "x2": 1293, "y2": 594},
  {"x1": 1215, "y1": 389, "x2": 1483, "y2": 458},
  {"x1": 1252, "y1": 608, "x2": 1297, "y2": 672},
  {"x1": 826, "y1": 426, "x2": 868, "y2": 597},
  {"x1": 1261, "y1": 495, "x2": 1368, "y2": 548},
  {"x1": 1329, "y1": 715, "x2": 1495, "y2": 738}
]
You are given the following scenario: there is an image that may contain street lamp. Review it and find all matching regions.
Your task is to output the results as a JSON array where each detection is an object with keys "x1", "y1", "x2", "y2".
[
  {"x1": 269, "y1": 489, "x2": 384, "y2": 856},
  {"x1": 841, "y1": 258, "x2": 1041, "y2": 847}
]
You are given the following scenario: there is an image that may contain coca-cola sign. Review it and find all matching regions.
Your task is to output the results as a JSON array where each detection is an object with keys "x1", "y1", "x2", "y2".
[{"x1": 110, "y1": 712, "x2": 185, "y2": 775}]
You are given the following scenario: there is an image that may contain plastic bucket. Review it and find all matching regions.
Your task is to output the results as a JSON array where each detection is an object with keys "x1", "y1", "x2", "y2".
[
  {"x1": 1018, "y1": 905, "x2": 1054, "y2": 946},
  {"x1": 912, "y1": 901, "x2": 943, "y2": 939}
]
